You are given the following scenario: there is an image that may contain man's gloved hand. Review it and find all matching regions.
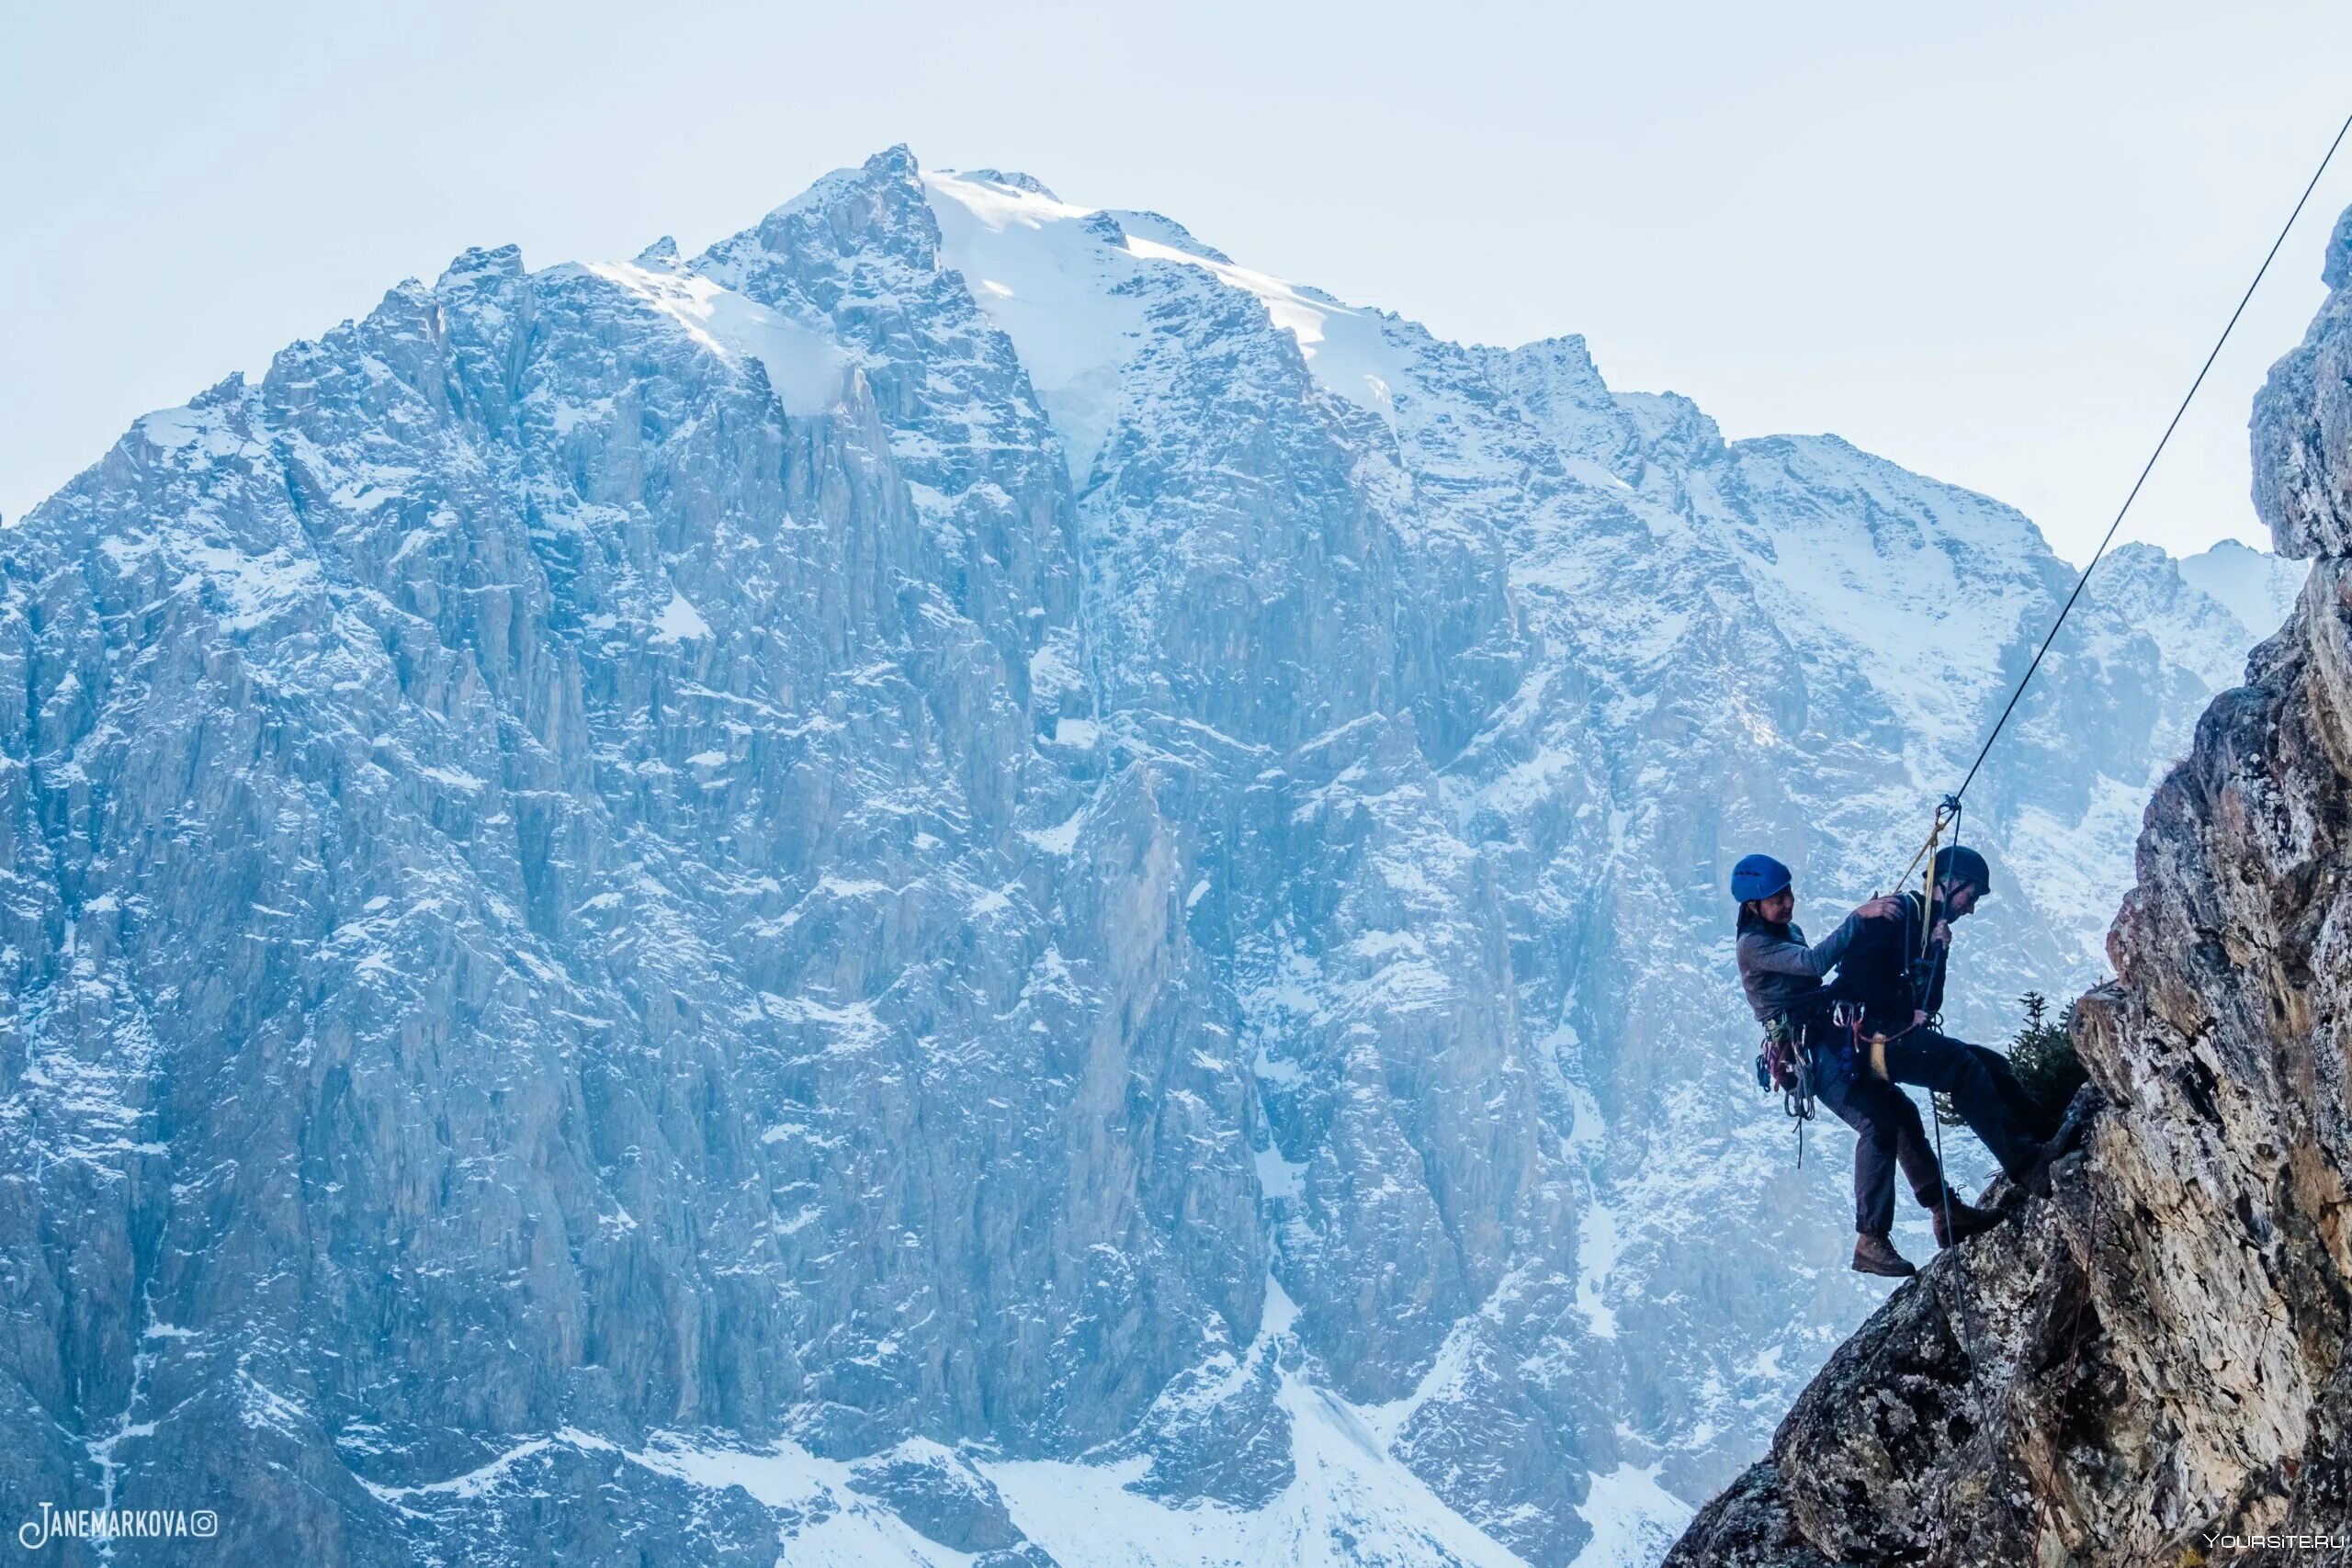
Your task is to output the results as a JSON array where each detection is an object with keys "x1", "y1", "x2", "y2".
[{"x1": 1929, "y1": 919, "x2": 1951, "y2": 948}]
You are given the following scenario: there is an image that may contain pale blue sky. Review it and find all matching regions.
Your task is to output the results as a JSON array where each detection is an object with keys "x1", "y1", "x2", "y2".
[{"x1": 6, "y1": 1, "x2": 2350, "y2": 562}]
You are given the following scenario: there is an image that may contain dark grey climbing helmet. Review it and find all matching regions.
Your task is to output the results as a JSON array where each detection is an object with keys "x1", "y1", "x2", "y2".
[{"x1": 1932, "y1": 844, "x2": 1991, "y2": 897}]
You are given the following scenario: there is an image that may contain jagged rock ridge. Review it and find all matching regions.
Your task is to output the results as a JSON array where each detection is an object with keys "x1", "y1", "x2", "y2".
[
  {"x1": 1666, "y1": 208, "x2": 2352, "y2": 1567},
  {"x1": 0, "y1": 149, "x2": 2303, "y2": 1565}
]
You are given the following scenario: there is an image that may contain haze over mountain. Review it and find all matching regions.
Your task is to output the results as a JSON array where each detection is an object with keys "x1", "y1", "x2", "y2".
[{"x1": 0, "y1": 148, "x2": 2302, "y2": 1565}]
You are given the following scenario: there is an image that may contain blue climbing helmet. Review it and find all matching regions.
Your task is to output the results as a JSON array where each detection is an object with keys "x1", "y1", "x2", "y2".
[{"x1": 1730, "y1": 853, "x2": 1792, "y2": 903}]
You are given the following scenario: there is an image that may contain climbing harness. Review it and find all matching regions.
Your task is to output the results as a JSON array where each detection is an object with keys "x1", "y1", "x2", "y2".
[
  {"x1": 1832, "y1": 1001, "x2": 1877, "y2": 1079},
  {"x1": 1756, "y1": 1014, "x2": 1818, "y2": 1167},
  {"x1": 1831, "y1": 1000, "x2": 1917, "y2": 1074}
]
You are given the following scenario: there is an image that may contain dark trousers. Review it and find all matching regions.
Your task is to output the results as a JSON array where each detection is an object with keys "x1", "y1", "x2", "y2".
[
  {"x1": 1877, "y1": 1028, "x2": 2052, "y2": 1179},
  {"x1": 1816, "y1": 1059, "x2": 1947, "y2": 1236}
]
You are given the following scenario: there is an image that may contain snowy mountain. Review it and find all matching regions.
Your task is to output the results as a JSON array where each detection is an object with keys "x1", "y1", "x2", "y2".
[
  {"x1": 2176, "y1": 536, "x2": 2308, "y2": 641},
  {"x1": 0, "y1": 148, "x2": 2302, "y2": 1566}
]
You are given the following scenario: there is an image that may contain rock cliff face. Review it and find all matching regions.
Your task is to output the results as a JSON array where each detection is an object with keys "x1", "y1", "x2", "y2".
[
  {"x1": 1667, "y1": 210, "x2": 2352, "y2": 1568},
  {"x1": 0, "y1": 149, "x2": 2306, "y2": 1565}
]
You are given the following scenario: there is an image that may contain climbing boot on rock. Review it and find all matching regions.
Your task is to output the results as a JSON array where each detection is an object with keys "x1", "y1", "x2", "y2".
[
  {"x1": 1851, "y1": 1232, "x2": 1917, "y2": 1278},
  {"x1": 1927, "y1": 1189, "x2": 2000, "y2": 1248}
]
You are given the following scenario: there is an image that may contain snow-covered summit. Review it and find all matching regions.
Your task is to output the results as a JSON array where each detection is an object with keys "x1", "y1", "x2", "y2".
[{"x1": 953, "y1": 166, "x2": 1062, "y2": 199}]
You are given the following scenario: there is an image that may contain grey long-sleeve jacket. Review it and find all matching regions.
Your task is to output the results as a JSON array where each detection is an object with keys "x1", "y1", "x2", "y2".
[{"x1": 1735, "y1": 910, "x2": 1866, "y2": 1023}]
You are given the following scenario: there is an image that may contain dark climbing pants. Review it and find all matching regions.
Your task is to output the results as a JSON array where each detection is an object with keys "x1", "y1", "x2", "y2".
[
  {"x1": 1877, "y1": 1029, "x2": 2051, "y2": 1180},
  {"x1": 1815, "y1": 1057, "x2": 1946, "y2": 1237}
]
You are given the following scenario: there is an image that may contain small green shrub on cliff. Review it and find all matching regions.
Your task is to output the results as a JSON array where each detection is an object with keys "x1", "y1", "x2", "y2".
[
  {"x1": 1931, "y1": 992, "x2": 2084, "y2": 1128},
  {"x1": 2007, "y1": 990, "x2": 2085, "y2": 1122}
]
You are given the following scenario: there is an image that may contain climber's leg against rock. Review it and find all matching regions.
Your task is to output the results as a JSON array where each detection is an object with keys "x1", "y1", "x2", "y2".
[
  {"x1": 1968, "y1": 1042, "x2": 2063, "y2": 1142},
  {"x1": 1814, "y1": 1063, "x2": 1902, "y2": 1239},
  {"x1": 1861, "y1": 1076, "x2": 1999, "y2": 1246},
  {"x1": 1878, "y1": 1030, "x2": 2044, "y2": 1186},
  {"x1": 1876, "y1": 1079, "x2": 1940, "y2": 1201}
]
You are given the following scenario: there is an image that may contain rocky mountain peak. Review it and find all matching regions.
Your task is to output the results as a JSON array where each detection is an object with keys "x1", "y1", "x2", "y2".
[
  {"x1": 0, "y1": 151, "x2": 2313, "y2": 1566},
  {"x1": 951, "y1": 167, "x2": 1062, "y2": 201}
]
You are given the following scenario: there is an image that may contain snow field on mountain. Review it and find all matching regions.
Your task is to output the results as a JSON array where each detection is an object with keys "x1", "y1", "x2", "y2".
[
  {"x1": 921, "y1": 171, "x2": 1148, "y2": 484},
  {"x1": 577, "y1": 259, "x2": 850, "y2": 416}
]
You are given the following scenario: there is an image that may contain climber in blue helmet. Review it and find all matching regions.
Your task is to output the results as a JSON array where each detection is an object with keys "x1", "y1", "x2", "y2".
[
  {"x1": 1731, "y1": 853, "x2": 1998, "y2": 1279},
  {"x1": 1824, "y1": 843, "x2": 2064, "y2": 1205}
]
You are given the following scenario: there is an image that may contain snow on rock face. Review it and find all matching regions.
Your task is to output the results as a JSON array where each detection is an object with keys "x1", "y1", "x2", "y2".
[
  {"x1": 579, "y1": 258, "x2": 850, "y2": 417},
  {"x1": 921, "y1": 168, "x2": 1149, "y2": 481},
  {"x1": 0, "y1": 143, "x2": 2292, "y2": 1567},
  {"x1": 917, "y1": 164, "x2": 1420, "y2": 479},
  {"x1": 1119, "y1": 233, "x2": 1419, "y2": 418}
]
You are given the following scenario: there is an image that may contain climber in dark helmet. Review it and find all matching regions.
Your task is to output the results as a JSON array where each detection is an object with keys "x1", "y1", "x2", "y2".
[
  {"x1": 1824, "y1": 843, "x2": 2064, "y2": 1203},
  {"x1": 1730, "y1": 854, "x2": 1999, "y2": 1280}
]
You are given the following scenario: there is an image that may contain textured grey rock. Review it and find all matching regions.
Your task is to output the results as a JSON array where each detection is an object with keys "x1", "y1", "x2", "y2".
[
  {"x1": 849, "y1": 1444, "x2": 1026, "y2": 1552},
  {"x1": 1668, "y1": 208, "x2": 2352, "y2": 1568},
  {"x1": 0, "y1": 149, "x2": 2298, "y2": 1563},
  {"x1": 2257, "y1": 207, "x2": 2352, "y2": 561}
]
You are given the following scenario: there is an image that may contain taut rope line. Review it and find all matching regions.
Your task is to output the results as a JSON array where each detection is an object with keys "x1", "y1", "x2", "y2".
[{"x1": 1944, "y1": 107, "x2": 2352, "y2": 812}]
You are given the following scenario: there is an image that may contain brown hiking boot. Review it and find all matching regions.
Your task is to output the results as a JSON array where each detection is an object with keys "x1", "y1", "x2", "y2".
[
  {"x1": 1852, "y1": 1233, "x2": 1917, "y2": 1279},
  {"x1": 1928, "y1": 1190, "x2": 2000, "y2": 1248}
]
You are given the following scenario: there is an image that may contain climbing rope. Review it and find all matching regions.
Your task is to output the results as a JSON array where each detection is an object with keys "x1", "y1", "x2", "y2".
[
  {"x1": 1890, "y1": 794, "x2": 1962, "y2": 933},
  {"x1": 1872, "y1": 112, "x2": 2352, "y2": 1272},
  {"x1": 1939, "y1": 107, "x2": 2352, "y2": 816}
]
